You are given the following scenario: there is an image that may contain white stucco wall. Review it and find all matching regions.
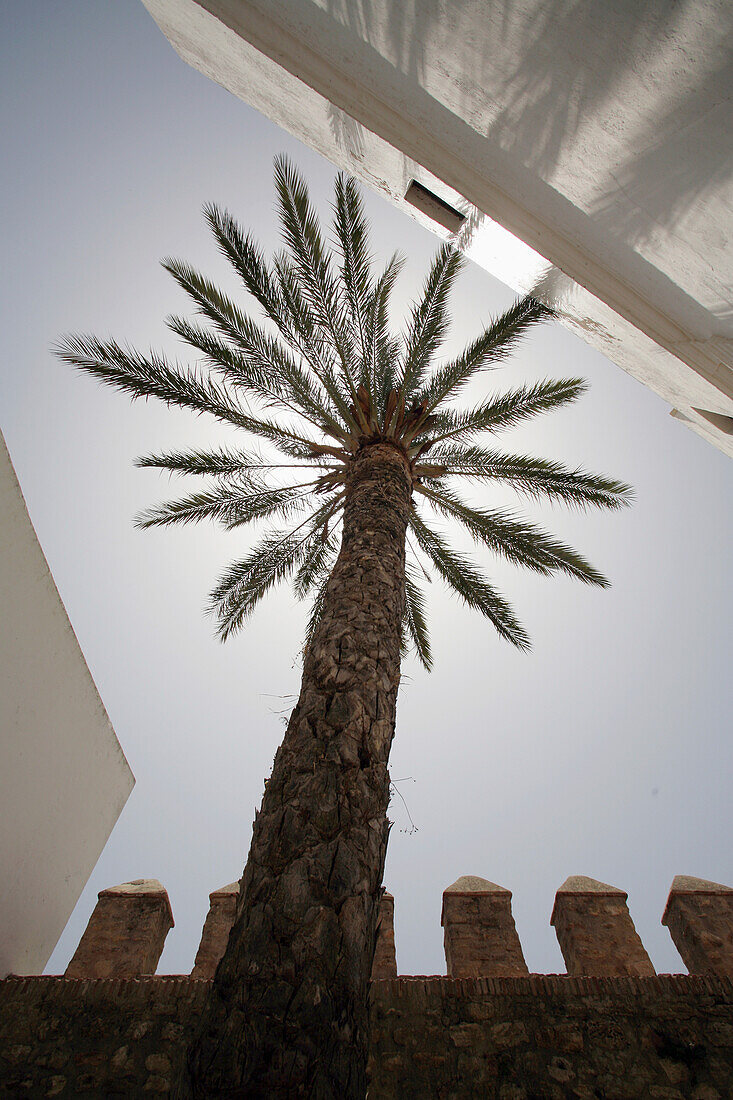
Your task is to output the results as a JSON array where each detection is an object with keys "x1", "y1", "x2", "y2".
[
  {"x1": 0, "y1": 432, "x2": 134, "y2": 976},
  {"x1": 141, "y1": 0, "x2": 733, "y2": 457}
]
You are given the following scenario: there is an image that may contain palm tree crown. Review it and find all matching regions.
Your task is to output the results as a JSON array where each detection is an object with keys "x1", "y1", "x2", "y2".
[{"x1": 57, "y1": 158, "x2": 631, "y2": 668}]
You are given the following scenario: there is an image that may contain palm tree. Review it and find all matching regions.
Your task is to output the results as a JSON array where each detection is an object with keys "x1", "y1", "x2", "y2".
[{"x1": 57, "y1": 159, "x2": 631, "y2": 1099}]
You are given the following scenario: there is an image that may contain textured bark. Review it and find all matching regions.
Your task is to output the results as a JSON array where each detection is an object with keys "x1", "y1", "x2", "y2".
[{"x1": 182, "y1": 442, "x2": 411, "y2": 1099}]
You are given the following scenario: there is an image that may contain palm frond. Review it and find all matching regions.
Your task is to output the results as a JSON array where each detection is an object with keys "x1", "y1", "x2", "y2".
[
  {"x1": 134, "y1": 447, "x2": 312, "y2": 478},
  {"x1": 417, "y1": 484, "x2": 609, "y2": 586},
  {"x1": 211, "y1": 528, "x2": 310, "y2": 641},
  {"x1": 333, "y1": 173, "x2": 372, "y2": 378},
  {"x1": 165, "y1": 263, "x2": 343, "y2": 432},
  {"x1": 203, "y1": 203, "x2": 283, "y2": 321},
  {"x1": 302, "y1": 570, "x2": 331, "y2": 654},
  {"x1": 399, "y1": 244, "x2": 463, "y2": 401},
  {"x1": 293, "y1": 526, "x2": 338, "y2": 598},
  {"x1": 367, "y1": 252, "x2": 403, "y2": 414},
  {"x1": 427, "y1": 445, "x2": 633, "y2": 509},
  {"x1": 273, "y1": 253, "x2": 358, "y2": 430},
  {"x1": 408, "y1": 506, "x2": 530, "y2": 649},
  {"x1": 425, "y1": 378, "x2": 587, "y2": 449},
  {"x1": 62, "y1": 332, "x2": 325, "y2": 457},
  {"x1": 204, "y1": 202, "x2": 356, "y2": 432},
  {"x1": 231, "y1": 414, "x2": 327, "y2": 458},
  {"x1": 417, "y1": 295, "x2": 554, "y2": 411},
  {"x1": 55, "y1": 335, "x2": 250, "y2": 430},
  {"x1": 167, "y1": 313, "x2": 345, "y2": 440},
  {"x1": 56, "y1": 333, "x2": 323, "y2": 458},
  {"x1": 210, "y1": 497, "x2": 340, "y2": 639},
  {"x1": 163, "y1": 259, "x2": 255, "y2": 350},
  {"x1": 274, "y1": 155, "x2": 358, "y2": 402},
  {"x1": 135, "y1": 480, "x2": 318, "y2": 531},
  {"x1": 403, "y1": 567, "x2": 432, "y2": 670}
]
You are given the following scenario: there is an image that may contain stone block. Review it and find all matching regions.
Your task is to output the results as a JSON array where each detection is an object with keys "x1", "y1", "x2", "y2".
[
  {"x1": 190, "y1": 881, "x2": 239, "y2": 980},
  {"x1": 551, "y1": 876, "x2": 654, "y2": 977},
  {"x1": 65, "y1": 880, "x2": 173, "y2": 978},
  {"x1": 441, "y1": 876, "x2": 528, "y2": 978},
  {"x1": 372, "y1": 892, "x2": 397, "y2": 979},
  {"x1": 662, "y1": 876, "x2": 733, "y2": 977}
]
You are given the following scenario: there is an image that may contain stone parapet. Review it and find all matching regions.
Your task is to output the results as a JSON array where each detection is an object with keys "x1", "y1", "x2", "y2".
[
  {"x1": 3, "y1": 974, "x2": 733, "y2": 1097},
  {"x1": 371, "y1": 891, "x2": 397, "y2": 979},
  {"x1": 441, "y1": 876, "x2": 528, "y2": 977},
  {"x1": 188, "y1": 882, "x2": 397, "y2": 980},
  {"x1": 551, "y1": 876, "x2": 655, "y2": 977},
  {"x1": 662, "y1": 875, "x2": 733, "y2": 977},
  {"x1": 5, "y1": 870, "x2": 733, "y2": 1095},
  {"x1": 59, "y1": 871, "x2": 733, "y2": 986},
  {"x1": 191, "y1": 881, "x2": 239, "y2": 980},
  {"x1": 65, "y1": 879, "x2": 173, "y2": 979}
]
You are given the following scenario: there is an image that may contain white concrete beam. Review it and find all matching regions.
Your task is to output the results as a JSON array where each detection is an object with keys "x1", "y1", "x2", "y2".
[{"x1": 141, "y1": 0, "x2": 733, "y2": 457}]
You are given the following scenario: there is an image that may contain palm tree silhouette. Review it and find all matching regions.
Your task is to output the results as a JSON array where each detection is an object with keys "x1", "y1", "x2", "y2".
[{"x1": 57, "y1": 158, "x2": 631, "y2": 1098}]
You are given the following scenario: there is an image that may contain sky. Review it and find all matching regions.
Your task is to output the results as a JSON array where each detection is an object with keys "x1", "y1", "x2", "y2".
[{"x1": 1, "y1": 1, "x2": 732, "y2": 979}]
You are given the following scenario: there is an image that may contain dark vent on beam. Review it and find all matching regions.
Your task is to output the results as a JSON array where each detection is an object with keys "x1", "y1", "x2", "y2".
[
  {"x1": 405, "y1": 181, "x2": 466, "y2": 234},
  {"x1": 692, "y1": 408, "x2": 733, "y2": 435}
]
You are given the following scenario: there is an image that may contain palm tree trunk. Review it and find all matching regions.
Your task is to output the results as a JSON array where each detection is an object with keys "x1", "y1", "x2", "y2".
[{"x1": 182, "y1": 441, "x2": 411, "y2": 1099}]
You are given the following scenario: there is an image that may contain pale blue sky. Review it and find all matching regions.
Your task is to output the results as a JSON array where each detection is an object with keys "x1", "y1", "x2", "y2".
[{"x1": 1, "y1": 1, "x2": 731, "y2": 978}]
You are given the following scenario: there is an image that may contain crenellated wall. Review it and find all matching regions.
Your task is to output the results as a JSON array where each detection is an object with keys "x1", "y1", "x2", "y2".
[
  {"x1": 54, "y1": 873, "x2": 733, "y2": 985},
  {"x1": 2, "y1": 874, "x2": 733, "y2": 1097}
]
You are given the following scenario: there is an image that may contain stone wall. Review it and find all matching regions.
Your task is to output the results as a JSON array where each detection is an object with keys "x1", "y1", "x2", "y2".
[
  {"x1": 65, "y1": 881, "x2": 173, "y2": 980},
  {"x1": 0, "y1": 977, "x2": 205, "y2": 1097},
  {"x1": 2, "y1": 974, "x2": 732, "y2": 1098},
  {"x1": 3, "y1": 873, "x2": 733, "y2": 1097},
  {"x1": 369, "y1": 975, "x2": 733, "y2": 1099}
]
